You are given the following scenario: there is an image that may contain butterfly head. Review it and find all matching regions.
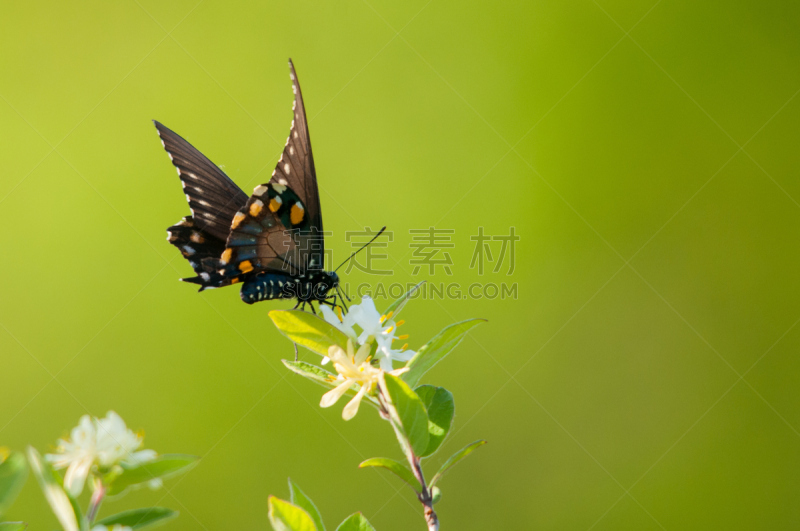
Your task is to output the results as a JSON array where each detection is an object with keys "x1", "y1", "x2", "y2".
[{"x1": 313, "y1": 270, "x2": 339, "y2": 297}]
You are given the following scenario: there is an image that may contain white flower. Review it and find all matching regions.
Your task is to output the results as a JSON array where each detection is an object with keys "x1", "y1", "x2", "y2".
[
  {"x1": 321, "y1": 296, "x2": 415, "y2": 371},
  {"x1": 320, "y1": 339, "x2": 408, "y2": 420},
  {"x1": 320, "y1": 304, "x2": 358, "y2": 341},
  {"x1": 46, "y1": 411, "x2": 157, "y2": 497}
]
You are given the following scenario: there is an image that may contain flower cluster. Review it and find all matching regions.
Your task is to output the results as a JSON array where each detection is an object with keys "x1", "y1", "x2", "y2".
[
  {"x1": 303, "y1": 296, "x2": 417, "y2": 420},
  {"x1": 320, "y1": 339, "x2": 409, "y2": 420},
  {"x1": 320, "y1": 296, "x2": 414, "y2": 371},
  {"x1": 45, "y1": 411, "x2": 158, "y2": 497}
]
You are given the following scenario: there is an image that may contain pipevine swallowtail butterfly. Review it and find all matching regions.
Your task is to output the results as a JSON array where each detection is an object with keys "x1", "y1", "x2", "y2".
[{"x1": 156, "y1": 59, "x2": 353, "y2": 312}]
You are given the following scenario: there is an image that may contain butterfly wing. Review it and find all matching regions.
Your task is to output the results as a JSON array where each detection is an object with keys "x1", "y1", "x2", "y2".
[
  {"x1": 155, "y1": 120, "x2": 249, "y2": 240},
  {"x1": 220, "y1": 59, "x2": 326, "y2": 283},
  {"x1": 166, "y1": 215, "x2": 228, "y2": 287},
  {"x1": 156, "y1": 121, "x2": 249, "y2": 288}
]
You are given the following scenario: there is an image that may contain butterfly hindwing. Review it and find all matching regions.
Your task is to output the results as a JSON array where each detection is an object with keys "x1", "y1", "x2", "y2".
[
  {"x1": 220, "y1": 181, "x2": 314, "y2": 277},
  {"x1": 165, "y1": 216, "x2": 230, "y2": 289}
]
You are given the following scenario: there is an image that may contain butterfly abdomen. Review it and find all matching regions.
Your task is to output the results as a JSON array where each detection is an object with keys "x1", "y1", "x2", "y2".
[{"x1": 240, "y1": 272, "x2": 297, "y2": 304}]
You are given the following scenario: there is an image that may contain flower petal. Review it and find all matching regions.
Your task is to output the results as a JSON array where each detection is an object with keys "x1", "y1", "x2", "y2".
[
  {"x1": 320, "y1": 380, "x2": 353, "y2": 408},
  {"x1": 377, "y1": 353, "x2": 394, "y2": 372},
  {"x1": 392, "y1": 349, "x2": 415, "y2": 362},
  {"x1": 342, "y1": 385, "x2": 368, "y2": 420},
  {"x1": 127, "y1": 449, "x2": 157, "y2": 465},
  {"x1": 320, "y1": 305, "x2": 357, "y2": 338},
  {"x1": 64, "y1": 456, "x2": 92, "y2": 497},
  {"x1": 354, "y1": 343, "x2": 371, "y2": 366}
]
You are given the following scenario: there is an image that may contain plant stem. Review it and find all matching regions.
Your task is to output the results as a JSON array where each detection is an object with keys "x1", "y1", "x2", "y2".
[
  {"x1": 87, "y1": 481, "x2": 105, "y2": 524},
  {"x1": 377, "y1": 393, "x2": 439, "y2": 530},
  {"x1": 409, "y1": 454, "x2": 439, "y2": 531}
]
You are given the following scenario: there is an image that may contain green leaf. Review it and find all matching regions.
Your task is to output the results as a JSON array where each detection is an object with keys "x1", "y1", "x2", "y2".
[
  {"x1": 107, "y1": 455, "x2": 197, "y2": 496},
  {"x1": 380, "y1": 374, "x2": 429, "y2": 456},
  {"x1": 268, "y1": 496, "x2": 317, "y2": 531},
  {"x1": 383, "y1": 281, "x2": 425, "y2": 319},
  {"x1": 26, "y1": 447, "x2": 80, "y2": 531},
  {"x1": 289, "y1": 480, "x2": 325, "y2": 531},
  {"x1": 358, "y1": 458, "x2": 420, "y2": 491},
  {"x1": 335, "y1": 513, "x2": 376, "y2": 531},
  {"x1": 282, "y1": 360, "x2": 339, "y2": 387},
  {"x1": 0, "y1": 522, "x2": 27, "y2": 531},
  {"x1": 414, "y1": 386, "x2": 455, "y2": 457},
  {"x1": 430, "y1": 440, "x2": 487, "y2": 487},
  {"x1": 0, "y1": 452, "x2": 28, "y2": 518},
  {"x1": 270, "y1": 310, "x2": 349, "y2": 357},
  {"x1": 96, "y1": 508, "x2": 177, "y2": 529},
  {"x1": 403, "y1": 319, "x2": 486, "y2": 387}
]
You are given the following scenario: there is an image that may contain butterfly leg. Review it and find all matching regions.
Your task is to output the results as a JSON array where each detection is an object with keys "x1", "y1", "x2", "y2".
[
  {"x1": 335, "y1": 286, "x2": 350, "y2": 311},
  {"x1": 321, "y1": 297, "x2": 347, "y2": 318}
]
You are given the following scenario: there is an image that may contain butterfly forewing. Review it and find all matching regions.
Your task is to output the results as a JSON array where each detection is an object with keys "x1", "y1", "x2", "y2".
[
  {"x1": 269, "y1": 60, "x2": 324, "y2": 270},
  {"x1": 155, "y1": 121, "x2": 249, "y2": 241},
  {"x1": 220, "y1": 60, "x2": 325, "y2": 279}
]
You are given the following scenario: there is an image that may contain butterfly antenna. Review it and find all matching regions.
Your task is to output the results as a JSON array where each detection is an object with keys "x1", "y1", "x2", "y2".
[{"x1": 333, "y1": 226, "x2": 387, "y2": 273}]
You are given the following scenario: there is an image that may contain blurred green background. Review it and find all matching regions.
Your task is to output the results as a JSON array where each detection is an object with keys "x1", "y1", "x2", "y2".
[{"x1": 2, "y1": 0, "x2": 799, "y2": 529}]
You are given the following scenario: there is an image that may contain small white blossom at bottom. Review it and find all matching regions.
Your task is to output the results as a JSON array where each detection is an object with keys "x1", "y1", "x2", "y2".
[
  {"x1": 320, "y1": 339, "x2": 408, "y2": 420},
  {"x1": 45, "y1": 411, "x2": 157, "y2": 497}
]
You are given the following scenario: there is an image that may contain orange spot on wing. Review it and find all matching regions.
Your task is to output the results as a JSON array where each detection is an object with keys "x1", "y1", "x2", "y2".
[
  {"x1": 221, "y1": 248, "x2": 233, "y2": 264},
  {"x1": 231, "y1": 277, "x2": 240, "y2": 284},
  {"x1": 249, "y1": 201, "x2": 263, "y2": 217},
  {"x1": 239, "y1": 260, "x2": 254, "y2": 273},
  {"x1": 231, "y1": 212, "x2": 246, "y2": 229},
  {"x1": 290, "y1": 204, "x2": 305, "y2": 224},
  {"x1": 269, "y1": 198, "x2": 282, "y2": 212}
]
